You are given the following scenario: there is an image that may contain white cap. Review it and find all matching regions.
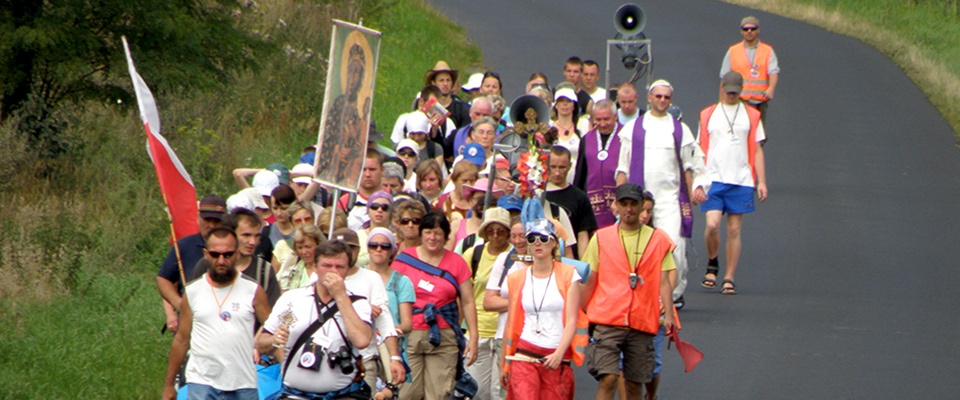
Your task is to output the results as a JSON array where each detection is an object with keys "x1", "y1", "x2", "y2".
[
  {"x1": 291, "y1": 163, "x2": 314, "y2": 185},
  {"x1": 252, "y1": 170, "x2": 280, "y2": 197},
  {"x1": 404, "y1": 111, "x2": 431, "y2": 135},
  {"x1": 462, "y1": 73, "x2": 484, "y2": 91},
  {"x1": 554, "y1": 87, "x2": 577, "y2": 103},
  {"x1": 239, "y1": 187, "x2": 269, "y2": 209},
  {"x1": 396, "y1": 139, "x2": 420, "y2": 155},
  {"x1": 226, "y1": 193, "x2": 255, "y2": 213}
]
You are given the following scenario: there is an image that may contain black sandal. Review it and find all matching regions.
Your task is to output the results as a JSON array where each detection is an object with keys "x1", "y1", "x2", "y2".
[
  {"x1": 721, "y1": 279, "x2": 737, "y2": 295},
  {"x1": 701, "y1": 266, "x2": 718, "y2": 289}
]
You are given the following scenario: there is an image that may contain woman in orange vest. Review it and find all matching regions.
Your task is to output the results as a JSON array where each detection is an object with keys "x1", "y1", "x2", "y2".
[{"x1": 499, "y1": 219, "x2": 588, "y2": 400}]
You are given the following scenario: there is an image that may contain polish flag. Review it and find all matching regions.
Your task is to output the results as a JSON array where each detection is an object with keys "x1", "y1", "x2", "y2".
[{"x1": 122, "y1": 37, "x2": 199, "y2": 241}]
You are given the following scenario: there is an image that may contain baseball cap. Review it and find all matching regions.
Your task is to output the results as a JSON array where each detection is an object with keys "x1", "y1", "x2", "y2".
[
  {"x1": 740, "y1": 16, "x2": 760, "y2": 28},
  {"x1": 554, "y1": 87, "x2": 578, "y2": 103},
  {"x1": 198, "y1": 194, "x2": 227, "y2": 221},
  {"x1": 291, "y1": 163, "x2": 314, "y2": 185},
  {"x1": 252, "y1": 170, "x2": 280, "y2": 197},
  {"x1": 238, "y1": 187, "x2": 269, "y2": 210},
  {"x1": 266, "y1": 163, "x2": 290, "y2": 185},
  {"x1": 721, "y1": 71, "x2": 743, "y2": 94},
  {"x1": 497, "y1": 194, "x2": 523, "y2": 211},
  {"x1": 524, "y1": 218, "x2": 556, "y2": 237},
  {"x1": 404, "y1": 111, "x2": 431, "y2": 135},
  {"x1": 462, "y1": 73, "x2": 484, "y2": 92},
  {"x1": 396, "y1": 139, "x2": 420, "y2": 156},
  {"x1": 226, "y1": 193, "x2": 254, "y2": 213},
  {"x1": 462, "y1": 143, "x2": 486, "y2": 167},
  {"x1": 331, "y1": 228, "x2": 360, "y2": 248},
  {"x1": 615, "y1": 183, "x2": 645, "y2": 202}
]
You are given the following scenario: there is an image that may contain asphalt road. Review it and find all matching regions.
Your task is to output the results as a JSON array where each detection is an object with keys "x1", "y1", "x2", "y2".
[{"x1": 428, "y1": 0, "x2": 960, "y2": 398}]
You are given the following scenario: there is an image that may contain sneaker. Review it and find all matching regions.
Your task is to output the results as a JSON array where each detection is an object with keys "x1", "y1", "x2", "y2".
[{"x1": 673, "y1": 296, "x2": 685, "y2": 310}]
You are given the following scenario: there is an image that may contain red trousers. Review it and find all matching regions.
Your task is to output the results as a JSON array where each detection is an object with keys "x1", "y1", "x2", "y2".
[{"x1": 505, "y1": 340, "x2": 575, "y2": 400}]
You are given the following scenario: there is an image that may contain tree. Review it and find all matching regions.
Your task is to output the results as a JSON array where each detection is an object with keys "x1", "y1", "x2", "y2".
[{"x1": 0, "y1": 0, "x2": 270, "y2": 154}]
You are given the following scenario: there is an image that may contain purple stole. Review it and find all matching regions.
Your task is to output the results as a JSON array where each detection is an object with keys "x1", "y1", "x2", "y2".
[
  {"x1": 628, "y1": 116, "x2": 694, "y2": 238},
  {"x1": 583, "y1": 126, "x2": 621, "y2": 228}
]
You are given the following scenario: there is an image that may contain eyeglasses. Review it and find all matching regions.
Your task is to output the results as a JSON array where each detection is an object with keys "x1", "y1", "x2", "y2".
[
  {"x1": 526, "y1": 234, "x2": 554, "y2": 245},
  {"x1": 398, "y1": 149, "x2": 417, "y2": 157},
  {"x1": 207, "y1": 250, "x2": 236, "y2": 259},
  {"x1": 486, "y1": 228, "x2": 509, "y2": 237},
  {"x1": 293, "y1": 216, "x2": 313, "y2": 224},
  {"x1": 370, "y1": 203, "x2": 390, "y2": 212},
  {"x1": 368, "y1": 242, "x2": 393, "y2": 251},
  {"x1": 653, "y1": 94, "x2": 671, "y2": 100},
  {"x1": 741, "y1": 26, "x2": 758, "y2": 32}
]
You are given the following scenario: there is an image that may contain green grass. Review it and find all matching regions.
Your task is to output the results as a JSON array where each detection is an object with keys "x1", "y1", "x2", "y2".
[
  {"x1": 0, "y1": 0, "x2": 481, "y2": 397},
  {"x1": 723, "y1": 0, "x2": 960, "y2": 142}
]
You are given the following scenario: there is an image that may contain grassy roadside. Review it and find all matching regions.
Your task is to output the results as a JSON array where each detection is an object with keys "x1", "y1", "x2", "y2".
[
  {"x1": 722, "y1": 0, "x2": 960, "y2": 143},
  {"x1": 0, "y1": 0, "x2": 480, "y2": 398}
]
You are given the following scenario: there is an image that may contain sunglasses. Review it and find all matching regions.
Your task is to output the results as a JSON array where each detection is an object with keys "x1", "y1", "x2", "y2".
[
  {"x1": 399, "y1": 217, "x2": 422, "y2": 225},
  {"x1": 207, "y1": 250, "x2": 236, "y2": 259},
  {"x1": 526, "y1": 234, "x2": 554, "y2": 245},
  {"x1": 653, "y1": 94, "x2": 671, "y2": 100},
  {"x1": 741, "y1": 26, "x2": 758, "y2": 32},
  {"x1": 293, "y1": 216, "x2": 313, "y2": 224},
  {"x1": 398, "y1": 149, "x2": 417, "y2": 157},
  {"x1": 369, "y1": 203, "x2": 390, "y2": 212},
  {"x1": 483, "y1": 71, "x2": 501, "y2": 80},
  {"x1": 368, "y1": 242, "x2": 393, "y2": 251}
]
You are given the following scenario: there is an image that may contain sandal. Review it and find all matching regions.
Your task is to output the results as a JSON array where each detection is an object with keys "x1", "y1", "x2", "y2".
[
  {"x1": 701, "y1": 266, "x2": 718, "y2": 289},
  {"x1": 721, "y1": 279, "x2": 737, "y2": 295}
]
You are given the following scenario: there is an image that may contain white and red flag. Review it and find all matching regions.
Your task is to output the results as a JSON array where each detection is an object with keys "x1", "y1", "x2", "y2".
[{"x1": 122, "y1": 37, "x2": 199, "y2": 241}]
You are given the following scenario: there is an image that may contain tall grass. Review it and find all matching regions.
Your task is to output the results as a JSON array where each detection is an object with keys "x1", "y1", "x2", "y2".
[
  {"x1": 0, "y1": 0, "x2": 481, "y2": 397},
  {"x1": 723, "y1": 0, "x2": 960, "y2": 141}
]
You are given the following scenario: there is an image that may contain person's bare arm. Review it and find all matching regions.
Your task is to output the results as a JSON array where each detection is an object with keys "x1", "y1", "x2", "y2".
[
  {"x1": 156, "y1": 277, "x2": 182, "y2": 312},
  {"x1": 162, "y1": 295, "x2": 193, "y2": 400},
  {"x1": 576, "y1": 231, "x2": 590, "y2": 261},
  {"x1": 483, "y1": 289, "x2": 509, "y2": 312},
  {"x1": 397, "y1": 302, "x2": 413, "y2": 334},
  {"x1": 459, "y1": 279, "x2": 480, "y2": 366},
  {"x1": 755, "y1": 144, "x2": 767, "y2": 202},
  {"x1": 162, "y1": 299, "x2": 178, "y2": 333},
  {"x1": 660, "y1": 269, "x2": 675, "y2": 335},
  {"x1": 233, "y1": 168, "x2": 261, "y2": 189}
]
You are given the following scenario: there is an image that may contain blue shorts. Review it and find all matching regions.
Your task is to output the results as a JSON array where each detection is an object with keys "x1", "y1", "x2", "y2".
[
  {"x1": 187, "y1": 384, "x2": 258, "y2": 400},
  {"x1": 700, "y1": 182, "x2": 755, "y2": 214}
]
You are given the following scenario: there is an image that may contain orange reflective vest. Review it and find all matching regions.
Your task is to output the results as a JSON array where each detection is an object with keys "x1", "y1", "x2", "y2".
[
  {"x1": 503, "y1": 261, "x2": 588, "y2": 373},
  {"x1": 729, "y1": 41, "x2": 774, "y2": 102},
  {"x1": 698, "y1": 103, "x2": 761, "y2": 183},
  {"x1": 585, "y1": 225, "x2": 675, "y2": 335}
]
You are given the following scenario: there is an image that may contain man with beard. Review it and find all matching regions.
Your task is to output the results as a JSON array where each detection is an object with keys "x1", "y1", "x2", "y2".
[
  {"x1": 162, "y1": 227, "x2": 272, "y2": 400},
  {"x1": 157, "y1": 194, "x2": 227, "y2": 333},
  {"x1": 189, "y1": 209, "x2": 281, "y2": 308}
]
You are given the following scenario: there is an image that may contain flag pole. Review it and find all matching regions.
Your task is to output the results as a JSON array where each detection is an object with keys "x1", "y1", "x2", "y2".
[{"x1": 161, "y1": 190, "x2": 188, "y2": 298}]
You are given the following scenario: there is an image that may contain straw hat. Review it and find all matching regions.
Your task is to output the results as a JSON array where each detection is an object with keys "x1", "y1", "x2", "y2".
[{"x1": 425, "y1": 61, "x2": 459, "y2": 85}]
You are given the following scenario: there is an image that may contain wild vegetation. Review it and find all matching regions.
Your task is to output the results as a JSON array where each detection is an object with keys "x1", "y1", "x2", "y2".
[
  {"x1": 724, "y1": 0, "x2": 960, "y2": 141},
  {"x1": 0, "y1": 0, "x2": 480, "y2": 397}
]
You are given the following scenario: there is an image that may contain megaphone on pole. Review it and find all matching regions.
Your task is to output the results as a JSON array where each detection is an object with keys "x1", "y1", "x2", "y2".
[{"x1": 614, "y1": 4, "x2": 646, "y2": 37}]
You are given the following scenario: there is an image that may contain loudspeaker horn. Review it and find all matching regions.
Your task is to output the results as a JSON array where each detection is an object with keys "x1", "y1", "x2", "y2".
[
  {"x1": 614, "y1": 4, "x2": 646, "y2": 37},
  {"x1": 509, "y1": 94, "x2": 551, "y2": 126}
]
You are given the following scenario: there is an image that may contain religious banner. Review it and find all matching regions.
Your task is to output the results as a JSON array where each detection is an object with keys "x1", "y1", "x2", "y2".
[{"x1": 314, "y1": 20, "x2": 382, "y2": 191}]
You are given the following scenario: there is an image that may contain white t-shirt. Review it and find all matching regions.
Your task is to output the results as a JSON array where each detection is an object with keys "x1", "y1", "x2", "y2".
[
  {"x1": 344, "y1": 268, "x2": 397, "y2": 359},
  {"x1": 501, "y1": 268, "x2": 581, "y2": 349},
  {"x1": 184, "y1": 275, "x2": 260, "y2": 390},
  {"x1": 264, "y1": 286, "x2": 372, "y2": 394},
  {"x1": 485, "y1": 254, "x2": 529, "y2": 339},
  {"x1": 703, "y1": 103, "x2": 766, "y2": 187},
  {"x1": 588, "y1": 86, "x2": 607, "y2": 104}
]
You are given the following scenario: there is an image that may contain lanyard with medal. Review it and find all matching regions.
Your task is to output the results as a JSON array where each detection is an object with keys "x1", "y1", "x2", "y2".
[
  {"x1": 596, "y1": 123, "x2": 619, "y2": 161},
  {"x1": 720, "y1": 103, "x2": 741, "y2": 144}
]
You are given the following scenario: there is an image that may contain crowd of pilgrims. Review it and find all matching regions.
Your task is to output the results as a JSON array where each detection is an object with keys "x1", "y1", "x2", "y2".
[{"x1": 159, "y1": 56, "x2": 692, "y2": 400}]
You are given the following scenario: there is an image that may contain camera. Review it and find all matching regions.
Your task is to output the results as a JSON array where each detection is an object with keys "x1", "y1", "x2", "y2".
[{"x1": 326, "y1": 345, "x2": 355, "y2": 374}]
